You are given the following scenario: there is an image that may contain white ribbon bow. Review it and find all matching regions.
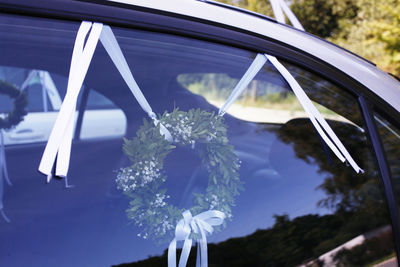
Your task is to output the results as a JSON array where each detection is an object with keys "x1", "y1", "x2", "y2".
[{"x1": 168, "y1": 210, "x2": 225, "y2": 267}]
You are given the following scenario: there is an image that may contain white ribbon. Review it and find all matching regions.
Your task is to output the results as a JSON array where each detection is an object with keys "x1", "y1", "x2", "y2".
[
  {"x1": 39, "y1": 21, "x2": 172, "y2": 181},
  {"x1": 269, "y1": 0, "x2": 305, "y2": 31},
  {"x1": 218, "y1": 54, "x2": 267, "y2": 116},
  {"x1": 0, "y1": 130, "x2": 11, "y2": 222},
  {"x1": 38, "y1": 21, "x2": 103, "y2": 180},
  {"x1": 168, "y1": 210, "x2": 225, "y2": 267},
  {"x1": 99, "y1": 26, "x2": 173, "y2": 141},
  {"x1": 266, "y1": 55, "x2": 363, "y2": 173},
  {"x1": 219, "y1": 53, "x2": 363, "y2": 173}
]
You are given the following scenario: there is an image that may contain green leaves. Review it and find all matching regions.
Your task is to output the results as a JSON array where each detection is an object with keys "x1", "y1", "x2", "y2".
[
  {"x1": 217, "y1": 0, "x2": 400, "y2": 76},
  {"x1": 117, "y1": 108, "x2": 242, "y2": 242}
]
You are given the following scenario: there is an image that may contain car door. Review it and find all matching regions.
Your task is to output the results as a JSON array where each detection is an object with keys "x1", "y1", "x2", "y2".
[{"x1": 0, "y1": 3, "x2": 399, "y2": 267}]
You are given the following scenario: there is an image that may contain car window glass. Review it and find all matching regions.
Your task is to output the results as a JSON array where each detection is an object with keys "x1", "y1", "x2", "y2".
[
  {"x1": 0, "y1": 66, "x2": 48, "y2": 113},
  {"x1": 0, "y1": 14, "x2": 397, "y2": 267},
  {"x1": 79, "y1": 89, "x2": 126, "y2": 140},
  {"x1": 0, "y1": 66, "x2": 68, "y2": 145},
  {"x1": 374, "y1": 113, "x2": 400, "y2": 202},
  {"x1": 177, "y1": 71, "x2": 353, "y2": 125},
  {"x1": 86, "y1": 89, "x2": 117, "y2": 110}
]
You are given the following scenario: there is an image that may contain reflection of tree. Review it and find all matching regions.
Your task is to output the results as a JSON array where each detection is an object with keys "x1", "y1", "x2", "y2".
[
  {"x1": 113, "y1": 213, "x2": 357, "y2": 267},
  {"x1": 334, "y1": 230, "x2": 394, "y2": 267},
  {"x1": 177, "y1": 73, "x2": 238, "y2": 100},
  {"x1": 277, "y1": 118, "x2": 389, "y2": 229},
  {"x1": 118, "y1": 68, "x2": 395, "y2": 265},
  {"x1": 114, "y1": 119, "x2": 393, "y2": 267},
  {"x1": 0, "y1": 80, "x2": 28, "y2": 222},
  {"x1": 283, "y1": 62, "x2": 362, "y2": 126}
]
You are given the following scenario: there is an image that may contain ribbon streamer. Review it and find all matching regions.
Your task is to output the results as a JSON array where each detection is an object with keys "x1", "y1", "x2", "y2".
[
  {"x1": 39, "y1": 21, "x2": 103, "y2": 179},
  {"x1": 269, "y1": 0, "x2": 304, "y2": 30},
  {"x1": 218, "y1": 54, "x2": 267, "y2": 116},
  {"x1": 99, "y1": 26, "x2": 173, "y2": 142},
  {"x1": 219, "y1": 53, "x2": 362, "y2": 173},
  {"x1": 39, "y1": 21, "x2": 172, "y2": 180},
  {"x1": 168, "y1": 210, "x2": 225, "y2": 267}
]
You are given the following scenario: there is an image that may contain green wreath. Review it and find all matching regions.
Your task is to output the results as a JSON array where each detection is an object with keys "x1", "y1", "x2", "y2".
[
  {"x1": 0, "y1": 80, "x2": 28, "y2": 130},
  {"x1": 116, "y1": 108, "x2": 242, "y2": 242}
]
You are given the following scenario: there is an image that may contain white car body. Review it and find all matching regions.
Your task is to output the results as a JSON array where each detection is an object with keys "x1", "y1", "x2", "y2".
[{"x1": 111, "y1": 0, "x2": 400, "y2": 112}]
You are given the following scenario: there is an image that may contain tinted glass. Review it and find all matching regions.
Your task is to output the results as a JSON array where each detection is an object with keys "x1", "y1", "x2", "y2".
[
  {"x1": 0, "y1": 14, "x2": 396, "y2": 266},
  {"x1": 374, "y1": 113, "x2": 400, "y2": 200}
]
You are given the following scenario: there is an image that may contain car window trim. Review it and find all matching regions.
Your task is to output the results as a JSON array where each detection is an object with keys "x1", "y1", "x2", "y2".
[{"x1": 359, "y1": 95, "x2": 400, "y2": 264}]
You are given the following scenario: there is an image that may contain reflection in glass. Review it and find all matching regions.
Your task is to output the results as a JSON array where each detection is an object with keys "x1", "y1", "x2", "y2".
[
  {"x1": 0, "y1": 79, "x2": 28, "y2": 222},
  {"x1": 0, "y1": 14, "x2": 397, "y2": 267},
  {"x1": 374, "y1": 113, "x2": 400, "y2": 207}
]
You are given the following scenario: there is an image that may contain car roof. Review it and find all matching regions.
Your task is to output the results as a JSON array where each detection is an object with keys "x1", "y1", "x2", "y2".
[
  {"x1": 1, "y1": 0, "x2": 400, "y2": 112},
  {"x1": 113, "y1": 0, "x2": 400, "y2": 110}
]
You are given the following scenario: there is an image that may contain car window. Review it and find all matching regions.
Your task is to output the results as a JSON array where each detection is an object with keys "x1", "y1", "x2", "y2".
[
  {"x1": 79, "y1": 89, "x2": 126, "y2": 140},
  {"x1": 177, "y1": 71, "x2": 353, "y2": 125},
  {"x1": 374, "y1": 113, "x2": 400, "y2": 201},
  {"x1": 0, "y1": 66, "x2": 69, "y2": 145},
  {"x1": 0, "y1": 14, "x2": 397, "y2": 267},
  {"x1": 0, "y1": 67, "x2": 47, "y2": 113},
  {"x1": 86, "y1": 89, "x2": 117, "y2": 110}
]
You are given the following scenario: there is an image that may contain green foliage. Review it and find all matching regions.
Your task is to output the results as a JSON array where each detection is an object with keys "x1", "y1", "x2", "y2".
[
  {"x1": 371, "y1": 3, "x2": 400, "y2": 74},
  {"x1": 276, "y1": 117, "x2": 390, "y2": 229},
  {"x1": 177, "y1": 72, "x2": 304, "y2": 111},
  {"x1": 216, "y1": 0, "x2": 400, "y2": 76},
  {"x1": 329, "y1": 0, "x2": 400, "y2": 76},
  {"x1": 177, "y1": 73, "x2": 237, "y2": 101},
  {"x1": 116, "y1": 108, "x2": 242, "y2": 243},
  {"x1": 290, "y1": 0, "x2": 357, "y2": 38}
]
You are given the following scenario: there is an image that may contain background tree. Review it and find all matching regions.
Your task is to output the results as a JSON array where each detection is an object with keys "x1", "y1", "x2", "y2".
[
  {"x1": 290, "y1": 0, "x2": 357, "y2": 38},
  {"x1": 331, "y1": 0, "x2": 400, "y2": 76},
  {"x1": 216, "y1": 0, "x2": 400, "y2": 76}
]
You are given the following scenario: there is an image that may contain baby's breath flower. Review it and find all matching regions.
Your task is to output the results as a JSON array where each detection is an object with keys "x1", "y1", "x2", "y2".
[{"x1": 116, "y1": 108, "x2": 241, "y2": 242}]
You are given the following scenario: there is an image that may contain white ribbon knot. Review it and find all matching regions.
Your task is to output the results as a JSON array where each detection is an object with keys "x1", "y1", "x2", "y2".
[
  {"x1": 168, "y1": 210, "x2": 225, "y2": 267},
  {"x1": 150, "y1": 112, "x2": 173, "y2": 142}
]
